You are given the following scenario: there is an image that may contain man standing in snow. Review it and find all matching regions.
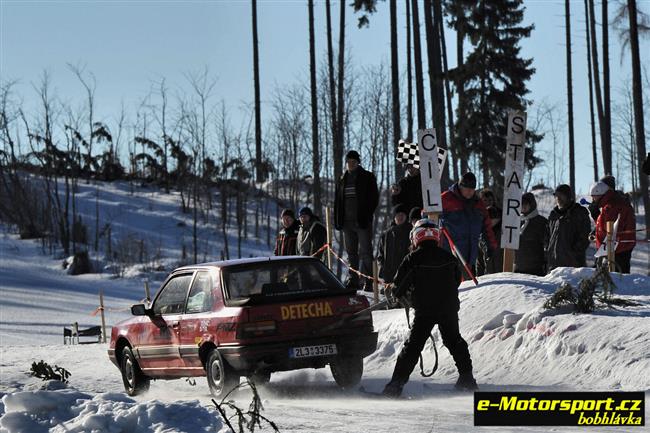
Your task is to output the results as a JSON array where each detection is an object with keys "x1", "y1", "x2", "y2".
[
  {"x1": 274, "y1": 209, "x2": 300, "y2": 256},
  {"x1": 383, "y1": 219, "x2": 477, "y2": 397},
  {"x1": 296, "y1": 207, "x2": 327, "y2": 260},
  {"x1": 545, "y1": 184, "x2": 591, "y2": 270},
  {"x1": 377, "y1": 204, "x2": 412, "y2": 284},
  {"x1": 514, "y1": 193, "x2": 548, "y2": 276},
  {"x1": 440, "y1": 172, "x2": 497, "y2": 274},
  {"x1": 334, "y1": 150, "x2": 379, "y2": 291},
  {"x1": 589, "y1": 182, "x2": 636, "y2": 273}
]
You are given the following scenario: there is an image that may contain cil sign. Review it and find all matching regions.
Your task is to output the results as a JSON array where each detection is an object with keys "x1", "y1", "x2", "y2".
[
  {"x1": 501, "y1": 112, "x2": 527, "y2": 250},
  {"x1": 418, "y1": 128, "x2": 443, "y2": 213}
]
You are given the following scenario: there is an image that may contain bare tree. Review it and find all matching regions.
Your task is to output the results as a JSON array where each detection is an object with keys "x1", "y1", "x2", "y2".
[
  {"x1": 308, "y1": 0, "x2": 322, "y2": 216},
  {"x1": 565, "y1": 0, "x2": 576, "y2": 190}
]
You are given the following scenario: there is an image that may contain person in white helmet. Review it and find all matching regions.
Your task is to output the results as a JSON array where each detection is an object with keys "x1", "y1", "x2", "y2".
[{"x1": 382, "y1": 219, "x2": 477, "y2": 397}]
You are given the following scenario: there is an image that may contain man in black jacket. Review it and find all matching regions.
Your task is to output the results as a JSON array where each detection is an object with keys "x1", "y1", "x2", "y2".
[
  {"x1": 377, "y1": 204, "x2": 412, "y2": 284},
  {"x1": 334, "y1": 150, "x2": 379, "y2": 291},
  {"x1": 296, "y1": 207, "x2": 327, "y2": 259},
  {"x1": 383, "y1": 219, "x2": 477, "y2": 397},
  {"x1": 546, "y1": 184, "x2": 592, "y2": 270},
  {"x1": 390, "y1": 164, "x2": 423, "y2": 212},
  {"x1": 515, "y1": 193, "x2": 548, "y2": 276}
]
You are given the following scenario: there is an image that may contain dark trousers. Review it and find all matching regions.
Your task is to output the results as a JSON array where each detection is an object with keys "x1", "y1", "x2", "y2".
[
  {"x1": 615, "y1": 250, "x2": 632, "y2": 274},
  {"x1": 343, "y1": 224, "x2": 373, "y2": 288},
  {"x1": 389, "y1": 311, "x2": 473, "y2": 386}
]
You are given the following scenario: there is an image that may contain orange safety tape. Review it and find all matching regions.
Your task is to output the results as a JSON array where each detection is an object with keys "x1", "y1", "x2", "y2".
[{"x1": 322, "y1": 244, "x2": 389, "y2": 287}]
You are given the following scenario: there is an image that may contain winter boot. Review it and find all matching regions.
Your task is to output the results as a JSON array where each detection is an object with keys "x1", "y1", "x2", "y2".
[
  {"x1": 454, "y1": 372, "x2": 478, "y2": 391},
  {"x1": 382, "y1": 381, "x2": 403, "y2": 398}
]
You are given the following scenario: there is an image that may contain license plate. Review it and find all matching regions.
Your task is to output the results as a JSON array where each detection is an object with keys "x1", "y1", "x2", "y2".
[{"x1": 289, "y1": 344, "x2": 337, "y2": 358}]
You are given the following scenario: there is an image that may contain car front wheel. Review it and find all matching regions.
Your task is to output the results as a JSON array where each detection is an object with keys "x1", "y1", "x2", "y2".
[
  {"x1": 206, "y1": 349, "x2": 239, "y2": 398},
  {"x1": 330, "y1": 355, "x2": 363, "y2": 388},
  {"x1": 120, "y1": 346, "x2": 150, "y2": 396}
]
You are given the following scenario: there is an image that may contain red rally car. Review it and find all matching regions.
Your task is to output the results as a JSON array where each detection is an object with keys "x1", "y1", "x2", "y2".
[{"x1": 108, "y1": 256, "x2": 378, "y2": 397}]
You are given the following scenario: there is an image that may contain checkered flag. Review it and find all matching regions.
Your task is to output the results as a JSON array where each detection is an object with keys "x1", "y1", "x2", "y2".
[{"x1": 396, "y1": 139, "x2": 447, "y2": 176}]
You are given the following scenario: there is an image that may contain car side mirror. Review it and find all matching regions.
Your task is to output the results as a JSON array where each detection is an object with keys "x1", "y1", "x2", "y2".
[{"x1": 131, "y1": 304, "x2": 151, "y2": 316}]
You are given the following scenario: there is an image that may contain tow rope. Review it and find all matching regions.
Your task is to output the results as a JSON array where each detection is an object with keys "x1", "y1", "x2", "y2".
[{"x1": 402, "y1": 301, "x2": 439, "y2": 378}]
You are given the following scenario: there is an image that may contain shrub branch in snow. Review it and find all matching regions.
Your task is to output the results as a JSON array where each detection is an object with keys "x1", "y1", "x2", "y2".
[
  {"x1": 212, "y1": 379, "x2": 279, "y2": 433},
  {"x1": 29, "y1": 360, "x2": 71, "y2": 384}
]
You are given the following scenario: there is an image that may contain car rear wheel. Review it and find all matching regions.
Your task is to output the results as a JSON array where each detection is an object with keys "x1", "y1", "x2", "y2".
[
  {"x1": 206, "y1": 349, "x2": 239, "y2": 398},
  {"x1": 120, "y1": 346, "x2": 150, "y2": 396},
  {"x1": 330, "y1": 355, "x2": 363, "y2": 388}
]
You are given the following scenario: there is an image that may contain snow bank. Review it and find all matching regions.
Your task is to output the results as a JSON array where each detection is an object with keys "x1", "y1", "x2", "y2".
[{"x1": 0, "y1": 386, "x2": 223, "y2": 433}]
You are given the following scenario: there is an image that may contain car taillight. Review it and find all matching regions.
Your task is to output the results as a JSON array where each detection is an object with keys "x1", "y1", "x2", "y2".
[{"x1": 236, "y1": 320, "x2": 277, "y2": 339}]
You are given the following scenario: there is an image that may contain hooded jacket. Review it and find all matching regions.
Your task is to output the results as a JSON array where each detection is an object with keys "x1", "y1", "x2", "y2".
[
  {"x1": 274, "y1": 219, "x2": 300, "y2": 256},
  {"x1": 546, "y1": 201, "x2": 591, "y2": 269},
  {"x1": 296, "y1": 218, "x2": 327, "y2": 258}
]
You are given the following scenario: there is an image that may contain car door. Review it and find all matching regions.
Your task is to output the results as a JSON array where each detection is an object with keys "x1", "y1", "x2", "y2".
[
  {"x1": 179, "y1": 269, "x2": 220, "y2": 370},
  {"x1": 136, "y1": 272, "x2": 195, "y2": 374}
]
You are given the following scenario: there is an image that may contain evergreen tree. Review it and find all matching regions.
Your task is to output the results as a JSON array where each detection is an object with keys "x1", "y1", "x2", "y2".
[{"x1": 452, "y1": 0, "x2": 541, "y2": 188}]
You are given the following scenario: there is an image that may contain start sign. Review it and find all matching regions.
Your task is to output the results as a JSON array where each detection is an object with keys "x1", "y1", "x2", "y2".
[
  {"x1": 418, "y1": 128, "x2": 443, "y2": 213},
  {"x1": 501, "y1": 111, "x2": 527, "y2": 250}
]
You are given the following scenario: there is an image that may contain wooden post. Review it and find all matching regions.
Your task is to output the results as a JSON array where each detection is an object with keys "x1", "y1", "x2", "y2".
[
  {"x1": 325, "y1": 207, "x2": 333, "y2": 269},
  {"x1": 606, "y1": 221, "x2": 615, "y2": 272},
  {"x1": 372, "y1": 260, "x2": 379, "y2": 304},
  {"x1": 99, "y1": 289, "x2": 107, "y2": 343},
  {"x1": 503, "y1": 249, "x2": 514, "y2": 272},
  {"x1": 72, "y1": 322, "x2": 79, "y2": 345},
  {"x1": 144, "y1": 279, "x2": 151, "y2": 304}
]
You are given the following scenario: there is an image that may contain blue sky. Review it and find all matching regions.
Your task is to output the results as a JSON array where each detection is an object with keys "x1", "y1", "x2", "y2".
[{"x1": 1, "y1": 0, "x2": 648, "y2": 193}]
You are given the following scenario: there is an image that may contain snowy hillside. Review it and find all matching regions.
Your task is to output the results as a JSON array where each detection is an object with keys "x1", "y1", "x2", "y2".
[{"x1": 1, "y1": 180, "x2": 649, "y2": 432}]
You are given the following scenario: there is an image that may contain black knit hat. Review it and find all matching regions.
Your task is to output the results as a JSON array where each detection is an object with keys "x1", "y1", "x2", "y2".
[
  {"x1": 345, "y1": 150, "x2": 361, "y2": 162},
  {"x1": 298, "y1": 207, "x2": 314, "y2": 217},
  {"x1": 459, "y1": 172, "x2": 477, "y2": 189},
  {"x1": 281, "y1": 209, "x2": 295, "y2": 219},
  {"x1": 554, "y1": 184, "x2": 573, "y2": 200},
  {"x1": 392, "y1": 204, "x2": 409, "y2": 216},
  {"x1": 521, "y1": 192, "x2": 537, "y2": 210},
  {"x1": 409, "y1": 206, "x2": 423, "y2": 221}
]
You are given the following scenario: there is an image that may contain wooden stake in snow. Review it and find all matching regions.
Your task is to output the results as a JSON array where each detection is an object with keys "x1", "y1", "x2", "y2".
[
  {"x1": 372, "y1": 260, "x2": 379, "y2": 304},
  {"x1": 99, "y1": 289, "x2": 107, "y2": 343},
  {"x1": 606, "y1": 220, "x2": 615, "y2": 272},
  {"x1": 325, "y1": 207, "x2": 333, "y2": 269},
  {"x1": 501, "y1": 111, "x2": 527, "y2": 272},
  {"x1": 144, "y1": 279, "x2": 151, "y2": 304}
]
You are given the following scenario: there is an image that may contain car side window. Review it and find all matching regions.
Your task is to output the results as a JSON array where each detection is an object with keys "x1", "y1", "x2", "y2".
[
  {"x1": 185, "y1": 271, "x2": 214, "y2": 314},
  {"x1": 153, "y1": 274, "x2": 193, "y2": 315}
]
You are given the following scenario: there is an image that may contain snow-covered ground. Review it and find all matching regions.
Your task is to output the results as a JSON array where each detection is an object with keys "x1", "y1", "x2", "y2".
[{"x1": 1, "y1": 180, "x2": 649, "y2": 432}]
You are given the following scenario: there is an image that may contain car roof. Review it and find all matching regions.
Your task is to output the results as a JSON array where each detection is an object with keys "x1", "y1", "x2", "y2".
[{"x1": 175, "y1": 255, "x2": 318, "y2": 272}]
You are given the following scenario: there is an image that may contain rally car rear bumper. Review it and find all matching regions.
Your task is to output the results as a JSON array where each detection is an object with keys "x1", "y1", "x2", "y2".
[{"x1": 218, "y1": 330, "x2": 378, "y2": 373}]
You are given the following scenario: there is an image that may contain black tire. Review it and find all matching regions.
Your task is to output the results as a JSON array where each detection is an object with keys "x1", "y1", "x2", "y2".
[
  {"x1": 248, "y1": 371, "x2": 271, "y2": 386},
  {"x1": 120, "y1": 346, "x2": 150, "y2": 396},
  {"x1": 205, "y1": 349, "x2": 239, "y2": 398},
  {"x1": 330, "y1": 356, "x2": 364, "y2": 388}
]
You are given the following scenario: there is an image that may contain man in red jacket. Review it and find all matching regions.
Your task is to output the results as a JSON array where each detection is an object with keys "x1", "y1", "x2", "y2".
[
  {"x1": 590, "y1": 182, "x2": 636, "y2": 273},
  {"x1": 440, "y1": 172, "x2": 498, "y2": 274}
]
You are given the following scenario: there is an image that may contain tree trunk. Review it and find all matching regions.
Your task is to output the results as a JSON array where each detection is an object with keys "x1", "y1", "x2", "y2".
[
  {"x1": 565, "y1": 0, "x2": 576, "y2": 190},
  {"x1": 326, "y1": 0, "x2": 340, "y2": 183},
  {"x1": 252, "y1": 0, "x2": 263, "y2": 182},
  {"x1": 308, "y1": 0, "x2": 322, "y2": 216},
  {"x1": 584, "y1": 0, "x2": 599, "y2": 182},
  {"x1": 588, "y1": 0, "x2": 606, "y2": 178},
  {"x1": 456, "y1": 23, "x2": 468, "y2": 174},
  {"x1": 602, "y1": 0, "x2": 613, "y2": 175},
  {"x1": 411, "y1": 0, "x2": 426, "y2": 130},
  {"x1": 336, "y1": 0, "x2": 346, "y2": 175},
  {"x1": 406, "y1": 0, "x2": 414, "y2": 142},
  {"x1": 437, "y1": 0, "x2": 458, "y2": 181},
  {"x1": 627, "y1": 0, "x2": 650, "y2": 238},
  {"x1": 390, "y1": 0, "x2": 403, "y2": 180}
]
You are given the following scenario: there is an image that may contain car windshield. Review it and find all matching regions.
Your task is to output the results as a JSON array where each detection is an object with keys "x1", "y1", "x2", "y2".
[{"x1": 222, "y1": 259, "x2": 347, "y2": 303}]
